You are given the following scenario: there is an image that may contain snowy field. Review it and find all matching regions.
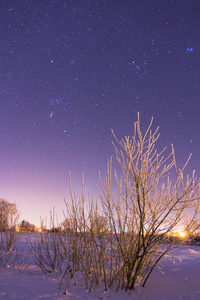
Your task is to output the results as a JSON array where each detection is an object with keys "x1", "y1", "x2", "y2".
[{"x1": 0, "y1": 234, "x2": 200, "y2": 300}]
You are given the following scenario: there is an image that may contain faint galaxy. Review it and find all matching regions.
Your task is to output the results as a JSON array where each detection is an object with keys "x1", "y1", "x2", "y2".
[{"x1": 0, "y1": 0, "x2": 200, "y2": 226}]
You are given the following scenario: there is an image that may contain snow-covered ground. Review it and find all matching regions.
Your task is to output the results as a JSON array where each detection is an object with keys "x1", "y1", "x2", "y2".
[{"x1": 0, "y1": 236, "x2": 200, "y2": 300}]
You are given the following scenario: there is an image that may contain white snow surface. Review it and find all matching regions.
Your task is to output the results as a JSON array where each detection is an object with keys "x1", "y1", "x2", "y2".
[{"x1": 0, "y1": 236, "x2": 200, "y2": 300}]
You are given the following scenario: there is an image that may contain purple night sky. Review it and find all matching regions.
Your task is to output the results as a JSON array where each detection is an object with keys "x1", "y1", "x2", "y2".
[{"x1": 0, "y1": 0, "x2": 200, "y2": 227}]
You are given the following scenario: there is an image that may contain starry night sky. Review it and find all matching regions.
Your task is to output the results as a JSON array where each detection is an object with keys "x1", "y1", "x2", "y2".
[{"x1": 0, "y1": 0, "x2": 200, "y2": 227}]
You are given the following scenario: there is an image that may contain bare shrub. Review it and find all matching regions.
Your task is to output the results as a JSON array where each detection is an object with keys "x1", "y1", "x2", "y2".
[
  {"x1": 66, "y1": 113, "x2": 199, "y2": 291},
  {"x1": 30, "y1": 209, "x2": 75, "y2": 293},
  {"x1": 98, "y1": 113, "x2": 200, "y2": 290}
]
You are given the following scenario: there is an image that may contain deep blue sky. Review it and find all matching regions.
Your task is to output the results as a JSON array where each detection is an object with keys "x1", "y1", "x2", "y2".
[{"x1": 0, "y1": 0, "x2": 200, "y2": 226}]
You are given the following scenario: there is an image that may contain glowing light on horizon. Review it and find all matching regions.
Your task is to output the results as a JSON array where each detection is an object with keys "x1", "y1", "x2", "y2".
[{"x1": 177, "y1": 231, "x2": 187, "y2": 238}]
